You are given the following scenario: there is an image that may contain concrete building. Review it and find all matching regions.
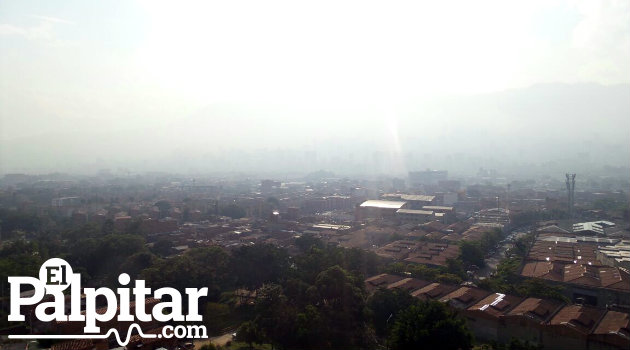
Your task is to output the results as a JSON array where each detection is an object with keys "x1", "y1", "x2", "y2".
[
  {"x1": 474, "y1": 208, "x2": 510, "y2": 227},
  {"x1": 382, "y1": 193, "x2": 436, "y2": 209},
  {"x1": 573, "y1": 221, "x2": 616, "y2": 236},
  {"x1": 597, "y1": 241, "x2": 630, "y2": 269},
  {"x1": 395, "y1": 208, "x2": 434, "y2": 224}
]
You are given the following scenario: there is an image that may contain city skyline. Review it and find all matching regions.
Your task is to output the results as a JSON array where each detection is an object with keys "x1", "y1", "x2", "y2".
[{"x1": 1, "y1": 1, "x2": 629, "y2": 175}]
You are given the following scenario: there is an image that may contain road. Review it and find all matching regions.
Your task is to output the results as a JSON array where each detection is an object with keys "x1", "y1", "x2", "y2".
[
  {"x1": 478, "y1": 229, "x2": 528, "y2": 278},
  {"x1": 194, "y1": 332, "x2": 234, "y2": 349}
]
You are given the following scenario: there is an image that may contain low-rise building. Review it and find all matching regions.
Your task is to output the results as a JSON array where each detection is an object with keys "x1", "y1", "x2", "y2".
[
  {"x1": 439, "y1": 286, "x2": 491, "y2": 311},
  {"x1": 364, "y1": 273, "x2": 406, "y2": 292},
  {"x1": 356, "y1": 200, "x2": 407, "y2": 220},
  {"x1": 597, "y1": 241, "x2": 630, "y2": 269},
  {"x1": 386, "y1": 277, "x2": 431, "y2": 293},
  {"x1": 542, "y1": 305, "x2": 605, "y2": 350},
  {"x1": 589, "y1": 310, "x2": 630, "y2": 350},
  {"x1": 463, "y1": 292, "x2": 523, "y2": 341},
  {"x1": 395, "y1": 208, "x2": 434, "y2": 224},
  {"x1": 403, "y1": 242, "x2": 460, "y2": 268},
  {"x1": 501, "y1": 297, "x2": 565, "y2": 345},
  {"x1": 411, "y1": 282, "x2": 458, "y2": 301},
  {"x1": 363, "y1": 274, "x2": 630, "y2": 350}
]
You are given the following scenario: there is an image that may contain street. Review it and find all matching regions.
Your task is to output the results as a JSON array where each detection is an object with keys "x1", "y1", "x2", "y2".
[{"x1": 478, "y1": 229, "x2": 528, "y2": 278}]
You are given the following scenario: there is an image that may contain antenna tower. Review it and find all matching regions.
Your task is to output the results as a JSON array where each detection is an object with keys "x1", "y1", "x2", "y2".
[{"x1": 565, "y1": 173, "x2": 576, "y2": 218}]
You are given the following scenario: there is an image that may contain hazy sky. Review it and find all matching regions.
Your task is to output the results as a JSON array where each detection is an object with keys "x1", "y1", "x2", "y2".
[{"x1": 1, "y1": 1, "x2": 629, "y2": 175}]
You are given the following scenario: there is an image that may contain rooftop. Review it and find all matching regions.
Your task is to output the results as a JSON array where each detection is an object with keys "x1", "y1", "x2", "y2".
[
  {"x1": 365, "y1": 273, "x2": 406, "y2": 291},
  {"x1": 411, "y1": 282, "x2": 458, "y2": 300},
  {"x1": 548, "y1": 305, "x2": 605, "y2": 335},
  {"x1": 468, "y1": 293, "x2": 523, "y2": 319},
  {"x1": 403, "y1": 242, "x2": 460, "y2": 267},
  {"x1": 382, "y1": 194, "x2": 436, "y2": 202},
  {"x1": 592, "y1": 310, "x2": 630, "y2": 344},
  {"x1": 520, "y1": 261, "x2": 630, "y2": 291},
  {"x1": 386, "y1": 277, "x2": 431, "y2": 292},
  {"x1": 506, "y1": 297, "x2": 564, "y2": 323},
  {"x1": 396, "y1": 209, "x2": 433, "y2": 215},
  {"x1": 360, "y1": 200, "x2": 407, "y2": 209},
  {"x1": 440, "y1": 286, "x2": 491, "y2": 309}
]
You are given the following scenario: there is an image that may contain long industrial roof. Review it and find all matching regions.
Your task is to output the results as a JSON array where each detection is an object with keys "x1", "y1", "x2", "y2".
[{"x1": 360, "y1": 200, "x2": 407, "y2": 209}]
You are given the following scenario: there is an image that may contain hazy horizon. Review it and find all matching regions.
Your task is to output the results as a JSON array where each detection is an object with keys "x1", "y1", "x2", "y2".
[{"x1": 1, "y1": 1, "x2": 629, "y2": 176}]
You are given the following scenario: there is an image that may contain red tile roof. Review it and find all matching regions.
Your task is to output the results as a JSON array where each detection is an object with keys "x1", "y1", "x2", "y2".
[
  {"x1": 468, "y1": 293, "x2": 523, "y2": 319},
  {"x1": 520, "y1": 261, "x2": 630, "y2": 292},
  {"x1": 411, "y1": 282, "x2": 458, "y2": 300},
  {"x1": 365, "y1": 273, "x2": 406, "y2": 291},
  {"x1": 506, "y1": 297, "x2": 564, "y2": 323},
  {"x1": 593, "y1": 310, "x2": 630, "y2": 335},
  {"x1": 548, "y1": 305, "x2": 605, "y2": 335},
  {"x1": 440, "y1": 286, "x2": 491, "y2": 309},
  {"x1": 386, "y1": 278, "x2": 431, "y2": 292}
]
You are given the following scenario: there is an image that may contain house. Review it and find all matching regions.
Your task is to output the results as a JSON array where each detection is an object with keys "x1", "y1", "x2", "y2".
[
  {"x1": 386, "y1": 278, "x2": 431, "y2": 293},
  {"x1": 364, "y1": 274, "x2": 406, "y2": 292},
  {"x1": 500, "y1": 297, "x2": 564, "y2": 345},
  {"x1": 589, "y1": 310, "x2": 630, "y2": 350},
  {"x1": 463, "y1": 293, "x2": 523, "y2": 341},
  {"x1": 542, "y1": 305, "x2": 605, "y2": 350},
  {"x1": 411, "y1": 282, "x2": 458, "y2": 301},
  {"x1": 439, "y1": 286, "x2": 492, "y2": 311}
]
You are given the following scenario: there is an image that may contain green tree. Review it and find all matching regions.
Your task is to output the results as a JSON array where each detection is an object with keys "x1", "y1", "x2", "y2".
[
  {"x1": 141, "y1": 246, "x2": 230, "y2": 300},
  {"x1": 255, "y1": 284, "x2": 299, "y2": 349},
  {"x1": 120, "y1": 251, "x2": 158, "y2": 279},
  {"x1": 460, "y1": 240, "x2": 485, "y2": 268},
  {"x1": 295, "y1": 233, "x2": 325, "y2": 252},
  {"x1": 0, "y1": 209, "x2": 41, "y2": 235},
  {"x1": 204, "y1": 302, "x2": 231, "y2": 334},
  {"x1": 151, "y1": 238, "x2": 173, "y2": 257},
  {"x1": 446, "y1": 257, "x2": 466, "y2": 278},
  {"x1": 236, "y1": 321, "x2": 263, "y2": 349},
  {"x1": 516, "y1": 279, "x2": 569, "y2": 303},
  {"x1": 308, "y1": 265, "x2": 369, "y2": 348},
  {"x1": 231, "y1": 244, "x2": 290, "y2": 288},
  {"x1": 367, "y1": 288, "x2": 417, "y2": 337},
  {"x1": 389, "y1": 300, "x2": 473, "y2": 350}
]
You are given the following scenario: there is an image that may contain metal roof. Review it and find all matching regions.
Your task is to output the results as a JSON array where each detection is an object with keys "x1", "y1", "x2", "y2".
[{"x1": 360, "y1": 200, "x2": 407, "y2": 209}]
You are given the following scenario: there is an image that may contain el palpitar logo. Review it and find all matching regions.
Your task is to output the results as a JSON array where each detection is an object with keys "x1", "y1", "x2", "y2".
[{"x1": 8, "y1": 258, "x2": 209, "y2": 346}]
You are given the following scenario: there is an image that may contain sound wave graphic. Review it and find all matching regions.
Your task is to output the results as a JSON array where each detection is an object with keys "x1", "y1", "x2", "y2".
[{"x1": 9, "y1": 323, "x2": 158, "y2": 347}]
